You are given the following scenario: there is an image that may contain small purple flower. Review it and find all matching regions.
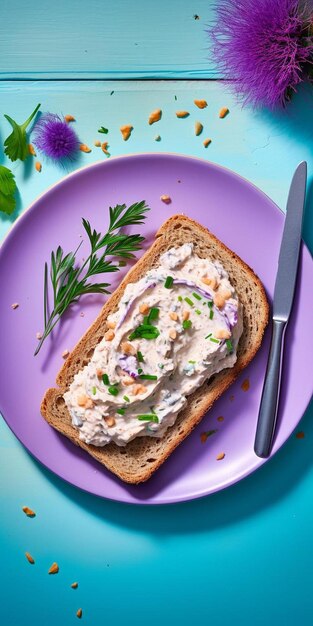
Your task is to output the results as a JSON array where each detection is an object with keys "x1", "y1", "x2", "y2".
[
  {"x1": 32, "y1": 113, "x2": 80, "y2": 161},
  {"x1": 209, "y1": 0, "x2": 313, "y2": 108}
]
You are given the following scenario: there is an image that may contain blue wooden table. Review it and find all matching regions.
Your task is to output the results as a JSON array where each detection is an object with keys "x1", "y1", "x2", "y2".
[{"x1": 1, "y1": 2, "x2": 313, "y2": 624}]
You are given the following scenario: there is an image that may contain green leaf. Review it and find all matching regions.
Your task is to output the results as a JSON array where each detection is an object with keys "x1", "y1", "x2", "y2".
[
  {"x1": 0, "y1": 165, "x2": 16, "y2": 196},
  {"x1": 3, "y1": 103, "x2": 41, "y2": 162},
  {"x1": 0, "y1": 191, "x2": 16, "y2": 215}
]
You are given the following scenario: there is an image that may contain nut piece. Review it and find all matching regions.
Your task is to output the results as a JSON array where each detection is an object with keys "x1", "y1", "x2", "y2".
[
  {"x1": 139, "y1": 302, "x2": 150, "y2": 314},
  {"x1": 120, "y1": 124, "x2": 133, "y2": 141},
  {"x1": 107, "y1": 320, "x2": 116, "y2": 329},
  {"x1": 213, "y1": 293, "x2": 226, "y2": 309},
  {"x1": 25, "y1": 552, "x2": 35, "y2": 564},
  {"x1": 94, "y1": 140, "x2": 101, "y2": 147},
  {"x1": 122, "y1": 376, "x2": 135, "y2": 386},
  {"x1": 22, "y1": 506, "x2": 36, "y2": 517},
  {"x1": 11, "y1": 302, "x2": 19, "y2": 309},
  {"x1": 203, "y1": 138, "x2": 212, "y2": 148},
  {"x1": 77, "y1": 394, "x2": 94, "y2": 408},
  {"x1": 202, "y1": 276, "x2": 217, "y2": 290},
  {"x1": 79, "y1": 143, "x2": 92, "y2": 153},
  {"x1": 176, "y1": 111, "x2": 190, "y2": 118},
  {"x1": 105, "y1": 416, "x2": 116, "y2": 427},
  {"x1": 96, "y1": 369, "x2": 103, "y2": 378},
  {"x1": 71, "y1": 582, "x2": 78, "y2": 589},
  {"x1": 104, "y1": 329, "x2": 115, "y2": 341},
  {"x1": 169, "y1": 329, "x2": 177, "y2": 340},
  {"x1": 28, "y1": 143, "x2": 36, "y2": 156},
  {"x1": 215, "y1": 328, "x2": 231, "y2": 340},
  {"x1": 182, "y1": 310, "x2": 190, "y2": 321},
  {"x1": 169, "y1": 311, "x2": 178, "y2": 321},
  {"x1": 132, "y1": 384, "x2": 146, "y2": 395},
  {"x1": 35, "y1": 161, "x2": 42, "y2": 172},
  {"x1": 194, "y1": 99, "x2": 208, "y2": 109},
  {"x1": 148, "y1": 109, "x2": 162, "y2": 125},
  {"x1": 194, "y1": 121, "x2": 203, "y2": 136},
  {"x1": 160, "y1": 195, "x2": 171, "y2": 204},
  {"x1": 76, "y1": 608, "x2": 83, "y2": 619},
  {"x1": 48, "y1": 562, "x2": 59, "y2": 575},
  {"x1": 62, "y1": 349, "x2": 70, "y2": 359},
  {"x1": 216, "y1": 452, "x2": 225, "y2": 461},
  {"x1": 64, "y1": 114, "x2": 75, "y2": 123},
  {"x1": 121, "y1": 341, "x2": 136, "y2": 355},
  {"x1": 219, "y1": 107, "x2": 229, "y2": 119}
]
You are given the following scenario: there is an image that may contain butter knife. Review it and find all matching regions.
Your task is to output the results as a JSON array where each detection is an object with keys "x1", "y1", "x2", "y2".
[{"x1": 254, "y1": 161, "x2": 307, "y2": 458}]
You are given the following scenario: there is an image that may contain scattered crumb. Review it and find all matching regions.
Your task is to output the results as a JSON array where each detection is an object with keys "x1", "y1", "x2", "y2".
[
  {"x1": 219, "y1": 107, "x2": 229, "y2": 119},
  {"x1": 176, "y1": 111, "x2": 190, "y2": 118},
  {"x1": 71, "y1": 582, "x2": 78, "y2": 589},
  {"x1": 217, "y1": 416, "x2": 224, "y2": 422},
  {"x1": 120, "y1": 125, "x2": 133, "y2": 141},
  {"x1": 154, "y1": 135, "x2": 161, "y2": 141},
  {"x1": 25, "y1": 552, "x2": 35, "y2": 564},
  {"x1": 94, "y1": 140, "x2": 101, "y2": 147},
  {"x1": 174, "y1": 95, "x2": 177, "y2": 101},
  {"x1": 148, "y1": 109, "x2": 162, "y2": 125},
  {"x1": 229, "y1": 395, "x2": 235, "y2": 402},
  {"x1": 193, "y1": 14, "x2": 200, "y2": 20},
  {"x1": 64, "y1": 115, "x2": 76, "y2": 123},
  {"x1": 200, "y1": 429, "x2": 217, "y2": 443},
  {"x1": 80, "y1": 312, "x2": 85, "y2": 317},
  {"x1": 160, "y1": 195, "x2": 171, "y2": 204},
  {"x1": 194, "y1": 99, "x2": 207, "y2": 109},
  {"x1": 296, "y1": 431, "x2": 305, "y2": 439},
  {"x1": 35, "y1": 161, "x2": 42, "y2": 172},
  {"x1": 203, "y1": 138, "x2": 212, "y2": 148},
  {"x1": 22, "y1": 506, "x2": 36, "y2": 517},
  {"x1": 36, "y1": 332, "x2": 42, "y2": 340},
  {"x1": 101, "y1": 141, "x2": 110, "y2": 155},
  {"x1": 62, "y1": 349, "x2": 70, "y2": 359},
  {"x1": 48, "y1": 562, "x2": 59, "y2": 575},
  {"x1": 216, "y1": 452, "x2": 225, "y2": 461},
  {"x1": 28, "y1": 143, "x2": 36, "y2": 156},
  {"x1": 76, "y1": 608, "x2": 82, "y2": 619},
  {"x1": 11, "y1": 302, "x2": 19, "y2": 310},
  {"x1": 177, "y1": 180, "x2": 181, "y2": 183},
  {"x1": 79, "y1": 144, "x2": 92, "y2": 153},
  {"x1": 241, "y1": 378, "x2": 250, "y2": 392},
  {"x1": 110, "y1": 90, "x2": 114, "y2": 95},
  {"x1": 194, "y1": 121, "x2": 203, "y2": 136}
]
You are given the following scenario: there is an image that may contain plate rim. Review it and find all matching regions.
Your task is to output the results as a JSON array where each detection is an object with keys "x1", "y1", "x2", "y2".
[{"x1": 0, "y1": 152, "x2": 312, "y2": 505}]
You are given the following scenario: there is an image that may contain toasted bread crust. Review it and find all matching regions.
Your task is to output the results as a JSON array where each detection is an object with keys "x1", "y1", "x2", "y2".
[{"x1": 41, "y1": 215, "x2": 269, "y2": 483}]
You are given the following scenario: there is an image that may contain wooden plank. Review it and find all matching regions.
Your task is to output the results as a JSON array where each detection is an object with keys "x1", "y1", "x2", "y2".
[{"x1": 0, "y1": 0, "x2": 218, "y2": 79}]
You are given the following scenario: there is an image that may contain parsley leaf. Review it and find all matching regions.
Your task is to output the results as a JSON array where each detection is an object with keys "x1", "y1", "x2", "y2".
[
  {"x1": 0, "y1": 192, "x2": 16, "y2": 215},
  {"x1": 4, "y1": 103, "x2": 41, "y2": 162},
  {"x1": 0, "y1": 165, "x2": 17, "y2": 215},
  {"x1": 98, "y1": 126, "x2": 109, "y2": 134}
]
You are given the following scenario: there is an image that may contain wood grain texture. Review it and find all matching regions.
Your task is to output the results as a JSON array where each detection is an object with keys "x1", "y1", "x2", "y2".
[{"x1": 0, "y1": 0, "x2": 218, "y2": 79}]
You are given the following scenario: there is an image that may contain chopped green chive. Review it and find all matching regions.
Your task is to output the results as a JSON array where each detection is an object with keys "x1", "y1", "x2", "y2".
[
  {"x1": 192, "y1": 292, "x2": 201, "y2": 301},
  {"x1": 184, "y1": 297, "x2": 194, "y2": 307},
  {"x1": 102, "y1": 373, "x2": 110, "y2": 385},
  {"x1": 183, "y1": 319, "x2": 192, "y2": 330},
  {"x1": 137, "y1": 350, "x2": 144, "y2": 362},
  {"x1": 139, "y1": 374, "x2": 158, "y2": 381},
  {"x1": 137, "y1": 414, "x2": 159, "y2": 423},
  {"x1": 208, "y1": 300, "x2": 213, "y2": 308},
  {"x1": 178, "y1": 295, "x2": 183, "y2": 302},
  {"x1": 188, "y1": 360, "x2": 196, "y2": 364},
  {"x1": 129, "y1": 325, "x2": 160, "y2": 341},
  {"x1": 148, "y1": 307, "x2": 159, "y2": 322},
  {"x1": 195, "y1": 309, "x2": 201, "y2": 315},
  {"x1": 108, "y1": 386, "x2": 119, "y2": 396},
  {"x1": 209, "y1": 309, "x2": 214, "y2": 320},
  {"x1": 158, "y1": 363, "x2": 164, "y2": 369},
  {"x1": 210, "y1": 337, "x2": 220, "y2": 344},
  {"x1": 143, "y1": 316, "x2": 150, "y2": 325},
  {"x1": 164, "y1": 276, "x2": 174, "y2": 289},
  {"x1": 226, "y1": 339, "x2": 233, "y2": 352},
  {"x1": 117, "y1": 408, "x2": 125, "y2": 415},
  {"x1": 92, "y1": 386, "x2": 97, "y2": 395},
  {"x1": 137, "y1": 368, "x2": 143, "y2": 374},
  {"x1": 205, "y1": 333, "x2": 212, "y2": 339},
  {"x1": 123, "y1": 395, "x2": 130, "y2": 402}
]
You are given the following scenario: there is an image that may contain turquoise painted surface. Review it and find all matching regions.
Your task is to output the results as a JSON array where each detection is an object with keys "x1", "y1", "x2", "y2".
[
  {"x1": 0, "y1": 0, "x2": 217, "y2": 79},
  {"x1": 0, "y1": 80, "x2": 313, "y2": 625}
]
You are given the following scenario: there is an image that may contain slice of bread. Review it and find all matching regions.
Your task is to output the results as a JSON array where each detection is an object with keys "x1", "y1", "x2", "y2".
[{"x1": 41, "y1": 215, "x2": 269, "y2": 483}]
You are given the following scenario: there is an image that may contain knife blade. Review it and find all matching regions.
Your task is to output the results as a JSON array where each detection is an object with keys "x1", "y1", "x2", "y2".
[{"x1": 254, "y1": 161, "x2": 307, "y2": 458}]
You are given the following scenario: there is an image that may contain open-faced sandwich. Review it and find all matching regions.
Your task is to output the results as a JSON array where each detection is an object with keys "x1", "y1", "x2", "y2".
[{"x1": 41, "y1": 215, "x2": 269, "y2": 483}]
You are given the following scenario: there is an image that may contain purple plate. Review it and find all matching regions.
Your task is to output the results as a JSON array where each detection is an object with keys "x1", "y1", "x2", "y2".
[{"x1": 0, "y1": 154, "x2": 312, "y2": 505}]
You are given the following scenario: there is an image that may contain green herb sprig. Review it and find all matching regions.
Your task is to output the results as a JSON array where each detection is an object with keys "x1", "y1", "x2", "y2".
[
  {"x1": 4, "y1": 103, "x2": 41, "y2": 162},
  {"x1": 0, "y1": 165, "x2": 17, "y2": 215},
  {"x1": 34, "y1": 201, "x2": 150, "y2": 355}
]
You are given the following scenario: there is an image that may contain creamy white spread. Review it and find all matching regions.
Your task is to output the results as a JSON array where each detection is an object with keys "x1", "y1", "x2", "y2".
[{"x1": 64, "y1": 243, "x2": 243, "y2": 447}]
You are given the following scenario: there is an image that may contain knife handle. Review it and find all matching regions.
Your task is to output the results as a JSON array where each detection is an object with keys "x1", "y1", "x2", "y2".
[{"x1": 254, "y1": 319, "x2": 287, "y2": 458}]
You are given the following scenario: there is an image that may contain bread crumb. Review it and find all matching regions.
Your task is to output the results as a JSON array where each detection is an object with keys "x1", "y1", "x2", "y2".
[
  {"x1": 219, "y1": 107, "x2": 229, "y2": 119},
  {"x1": 35, "y1": 161, "x2": 42, "y2": 172},
  {"x1": 80, "y1": 144, "x2": 92, "y2": 153},
  {"x1": 28, "y1": 143, "x2": 36, "y2": 156},
  {"x1": 62, "y1": 349, "x2": 70, "y2": 359},
  {"x1": 216, "y1": 452, "x2": 225, "y2": 461},
  {"x1": 36, "y1": 332, "x2": 42, "y2": 340},
  {"x1": 160, "y1": 195, "x2": 171, "y2": 204},
  {"x1": 148, "y1": 109, "x2": 162, "y2": 125},
  {"x1": 120, "y1": 125, "x2": 133, "y2": 141},
  {"x1": 76, "y1": 608, "x2": 82, "y2": 619},
  {"x1": 25, "y1": 552, "x2": 35, "y2": 564},
  {"x1": 64, "y1": 115, "x2": 75, "y2": 123},
  {"x1": 154, "y1": 135, "x2": 161, "y2": 141},
  {"x1": 71, "y1": 582, "x2": 78, "y2": 589},
  {"x1": 241, "y1": 378, "x2": 250, "y2": 392},
  {"x1": 217, "y1": 416, "x2": 224, "y2": 422},
  {"x1": 22, "y1": 506, "x2": 36, "y2": 517},
  {"x1": 176, "y1": 111, "x2": 190, "y2": 118},
  {"x1": 11, "y1": 302, "x2": 19, "y2": 309},
  {"x1": 48, "y1": 562, "x2": 59, "y2": 575},
  {"x1": 195, "y1": 121, "x2": 203, "y2": 136},
  {"x1": 296, "y1": 431, "x2": 305, "y2": 439},
  {"x1": 203, "y1": 138, "x2": 212, "y2": 148},
  {"x1": 194, "y1": 99, "x2": 207, "y2": 109},
  {"x1": 94, "y1": 140, "x2": 101, "y2": 147},
  {"x1": 229, "y1": 395, "x2": 235, "y2": 402}
]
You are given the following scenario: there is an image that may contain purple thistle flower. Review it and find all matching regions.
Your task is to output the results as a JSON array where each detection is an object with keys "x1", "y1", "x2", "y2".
[
  {"x1": 32, "y1": 113, "x2": 80, "y2": 161},
  {"x1": 209, "y1": 0, "x2": 313, "y2": 108}
]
